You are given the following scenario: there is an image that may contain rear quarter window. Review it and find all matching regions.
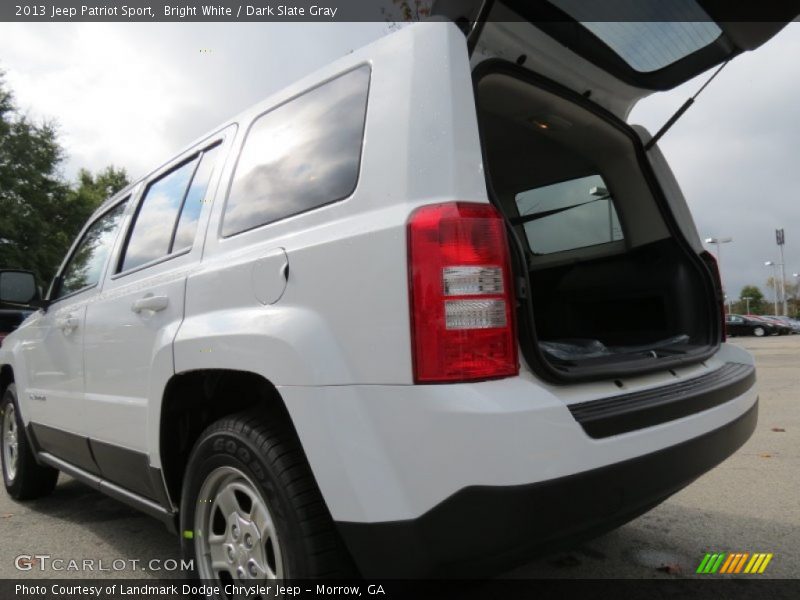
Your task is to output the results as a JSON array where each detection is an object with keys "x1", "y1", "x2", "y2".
[{"x1": 222, "y1": 65, "x2": 370, "y2": 237}]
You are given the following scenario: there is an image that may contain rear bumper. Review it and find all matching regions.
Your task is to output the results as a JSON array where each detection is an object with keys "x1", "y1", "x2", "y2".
[{"x1": 337, "y1": 399, "x2": 758, "y2": 577}]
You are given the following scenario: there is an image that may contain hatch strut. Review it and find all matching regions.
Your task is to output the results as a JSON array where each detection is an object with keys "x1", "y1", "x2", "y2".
[
  {"x1": 466, "y1": 0, "x2": 496, "y2": 56},
  {"x1": 645, "y1": 60, "x2": 729, "y2": 151}
]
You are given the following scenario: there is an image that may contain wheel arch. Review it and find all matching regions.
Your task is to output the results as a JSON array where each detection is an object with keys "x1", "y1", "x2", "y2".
[{"x1": 158, "y1": 369, "x2": 298, "y2": 508}]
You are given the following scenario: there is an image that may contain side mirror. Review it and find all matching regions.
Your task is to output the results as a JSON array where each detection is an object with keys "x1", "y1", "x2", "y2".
[{"x1": 0, "y1": 270, "x2": 40, "y2": 307}]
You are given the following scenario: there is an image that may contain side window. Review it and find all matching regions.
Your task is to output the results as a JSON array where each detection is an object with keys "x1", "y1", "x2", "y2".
[
  {"x1": 514, "y1": 174, "x2": 624, "y2": 255},
  {"x1": 57, "y1": 201, "x2": 127, "y2": 299},
  {"x1": 222, "y1": 65, "x2": 370, "y2": 237},
  {"x1": 173, "y1": 145, "x2": 221, "y2": 252},
  {"x1": 120, "y1": 143, "x2": 220, "y2": 273}
]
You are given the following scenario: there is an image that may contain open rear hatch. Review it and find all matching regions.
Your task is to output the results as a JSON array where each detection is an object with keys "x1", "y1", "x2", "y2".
[
  {"x1": 433, "y1": 0, "x2": 798, "y2": 382},
  {"x1": 434, "y1": 0, "x2": 798, "y2": 118}
]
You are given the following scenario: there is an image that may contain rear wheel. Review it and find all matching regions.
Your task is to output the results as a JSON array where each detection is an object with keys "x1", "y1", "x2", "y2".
[
  {"x1": 1, "y1": 384, "x2": 58, "y2": 499},
  {"x1": 180, "y1": 407, "x2": 355, "y2": 581},
  {"x1": 753, "y1": 327, "x2": 765, "y2": 337}
]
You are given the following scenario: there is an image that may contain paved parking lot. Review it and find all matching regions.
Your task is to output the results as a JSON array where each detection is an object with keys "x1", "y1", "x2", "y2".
[{"x1": 1, "y1": 336, "x2": 797, "y2": 580}]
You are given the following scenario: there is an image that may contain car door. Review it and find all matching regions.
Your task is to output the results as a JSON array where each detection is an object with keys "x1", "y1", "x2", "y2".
[
  {"x1": 21, "y1": 200, "x2": 128, "y2": 472},
  {"x1": 726, "y1": 316, "x2": 743, "y2": 335},
  {"x1": 81, "y1": 131, "x2": 231, "y2": 501}
]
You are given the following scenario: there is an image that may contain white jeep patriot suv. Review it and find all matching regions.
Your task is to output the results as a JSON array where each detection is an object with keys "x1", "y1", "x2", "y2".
[{"x1": 1, "y1": 5, "x2": 793, "y2": 579}]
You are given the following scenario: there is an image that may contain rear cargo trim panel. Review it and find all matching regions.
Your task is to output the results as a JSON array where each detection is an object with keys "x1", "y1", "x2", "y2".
[{"x1": 569, "y1": 362, "x2": 755, "y2": 438}]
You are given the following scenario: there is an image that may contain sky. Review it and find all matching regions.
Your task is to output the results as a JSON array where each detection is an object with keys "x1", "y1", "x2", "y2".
[{"x1": 0, "y1": 21, "x2": 798, "y2": 299}]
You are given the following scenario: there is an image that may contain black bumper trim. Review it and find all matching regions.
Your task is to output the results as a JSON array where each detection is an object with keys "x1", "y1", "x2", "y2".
[
  {"x1": 336, "y1": 399, "x2": 758, "y2": 577},
  {"x1": 568, "y1": 362, "x2": 755, "y2": 438}
]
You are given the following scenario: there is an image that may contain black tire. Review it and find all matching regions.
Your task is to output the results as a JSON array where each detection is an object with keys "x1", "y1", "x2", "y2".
[
  {"x1": 180, "y1": 407, "x2": 355, "y2": 580},
  {"x1": 1, "y1": 384, "x2": 59, "y2": 500}
]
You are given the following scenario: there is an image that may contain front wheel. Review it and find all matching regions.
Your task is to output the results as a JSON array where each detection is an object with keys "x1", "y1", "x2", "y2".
[
  {"x1": 1, "y1": 384, "x2": 58, "y2": 499},
  {"x1": 180, "y1": 408, "x2": 354, "y2": 582},
  {"x1": 753, "y1": 327, "x2": 765, "y2": 337}
]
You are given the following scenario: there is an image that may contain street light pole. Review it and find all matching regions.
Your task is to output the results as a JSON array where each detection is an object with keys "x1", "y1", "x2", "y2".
[
  {"x1": 765, "y1": 261, "x2": 780, "y2": 315},
  {"x1": 776, "y1": 229, "x2": 788, "y2": 316},
  {"x1": 779, "y1": 244, "x2": 788, "y2": 316}
]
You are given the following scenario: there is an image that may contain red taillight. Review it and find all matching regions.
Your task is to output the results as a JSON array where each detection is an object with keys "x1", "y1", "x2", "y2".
[
  {"x1": 407, "y1": 202, "x2": 518, "y2": 383},
  {"x1": 701, "y1": 251, "x2": 726, "y2": 342}
]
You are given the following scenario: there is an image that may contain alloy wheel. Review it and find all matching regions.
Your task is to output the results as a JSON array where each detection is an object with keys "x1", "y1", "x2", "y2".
[
  {"x1": 194, "y1": 466, "x2": 284, "y2": 582},
  {"x1": 2, "y1": 403, "x2": 18, "y2": 482}
]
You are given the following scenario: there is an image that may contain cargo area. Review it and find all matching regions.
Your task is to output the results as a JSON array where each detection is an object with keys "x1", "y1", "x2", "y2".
[{"x1": 474, "y1": 67, "x2": 720, "y2": 379}]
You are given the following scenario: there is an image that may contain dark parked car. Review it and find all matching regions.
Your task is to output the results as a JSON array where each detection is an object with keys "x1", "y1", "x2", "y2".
[
  {"x1": 725, "y1": 314, "x2": 780, "y2": 337},
  {"x1": 747, "y1": 315, "x2": 792, "y2": 335}
]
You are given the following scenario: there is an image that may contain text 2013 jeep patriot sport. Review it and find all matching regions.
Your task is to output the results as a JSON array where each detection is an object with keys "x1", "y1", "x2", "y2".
[{"x1": 1, "y1": 4, "x2": 795, "y2": 579}]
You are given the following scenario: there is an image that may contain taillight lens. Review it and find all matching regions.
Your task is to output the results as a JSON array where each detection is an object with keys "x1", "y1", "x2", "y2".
[
  {"x1": 407, "y1": 202, "x2": 518, "y2": 383},
  {"x1": 701, "y1": 251, "x2": 726, "y2": 342}
]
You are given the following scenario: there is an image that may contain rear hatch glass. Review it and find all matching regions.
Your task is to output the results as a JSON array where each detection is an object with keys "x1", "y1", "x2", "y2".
[{"x1": 433, "y1": 0, "x2": 798, "y2": 117}]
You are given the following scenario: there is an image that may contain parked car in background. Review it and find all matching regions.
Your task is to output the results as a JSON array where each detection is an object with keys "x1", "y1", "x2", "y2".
[
  {"x1": 771, "y1": 316, "x2": 800, "y2": 334},
  {"x1": 726, "y1": 315, "x2": 780, "y2": 337},
  {"x1": 747, "y1": 315, "x2": 792, "y2": 335}
]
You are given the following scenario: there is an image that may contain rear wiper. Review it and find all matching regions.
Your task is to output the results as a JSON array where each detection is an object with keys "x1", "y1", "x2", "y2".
[{"x1": 645, "y1": 60, "x2": 729, "y2": 151}]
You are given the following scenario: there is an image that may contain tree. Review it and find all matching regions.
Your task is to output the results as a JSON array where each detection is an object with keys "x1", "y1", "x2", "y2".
[
  {"x1": 0, "y1": 73, "x2": 128, "y2": 287},
  {"x1": 71, "y1": 166, "x2": 129, "y2": 208},
  {"x1": 735, "y1": 285, "x2": 766, "y2": 315},
  {"x1": 765, "y1": 275, "x2": 799, "y2": 317},
  {"x1": 63, "y1": 166, "x2": 129, "y2": 238},
  {"x1": 0, "y1": 78, "x2": 69, "y2": 286}
]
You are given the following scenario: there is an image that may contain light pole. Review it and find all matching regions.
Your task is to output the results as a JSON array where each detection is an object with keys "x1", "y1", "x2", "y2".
[
  {"x1": 776, "y1": 229, "x2": 788, "y2": 316},
  {"x1": 742, "y1": 296, "x2": 752, "y2": 314},
  {"x1": 765, "y1": 261, "x2": 781, "y2": 315},
  {"x1": 704, "y1": 237, "x2": 732, "y2": 293}
]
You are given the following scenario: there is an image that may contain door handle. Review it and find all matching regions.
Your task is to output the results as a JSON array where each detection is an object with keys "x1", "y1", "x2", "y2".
[
  {"x1": 131, "y1": 295, "x2": 169, "y2": 314},
  {"x1": 56, "y1": 315, "x2": 79, "y2": 333}
]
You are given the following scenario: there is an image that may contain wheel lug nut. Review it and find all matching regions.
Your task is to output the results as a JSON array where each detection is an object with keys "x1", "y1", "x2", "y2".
[
  {"x1": 237, "y1": 566, "x2": 246, "y2": 579},
  {"x1": 226, "y1": 547, "x2": 235, "y2": 563},
  {"x1": 244, "y1": 533, "x2": 253, "y2": 548},
  {"x1": 248, "y1": 560, "x2": 258, "y2": 577},
  {"x1": 231, "y1": 524, "x2": 240, "y2": 539}
]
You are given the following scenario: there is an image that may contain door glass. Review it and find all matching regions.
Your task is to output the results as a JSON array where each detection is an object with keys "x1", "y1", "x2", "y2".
[
  {"x1": 57, "y1": 202, "x2": 127, "y2": 299},
  {"x1": 172, "y1": 144, "x2": 221, "y2": 252},
  {"x1": 121, "y1": 157, "x2": 200, "y2": 272},
  {"x1": 515, "y1": 174, "x2": 623, "y2": 254}
]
